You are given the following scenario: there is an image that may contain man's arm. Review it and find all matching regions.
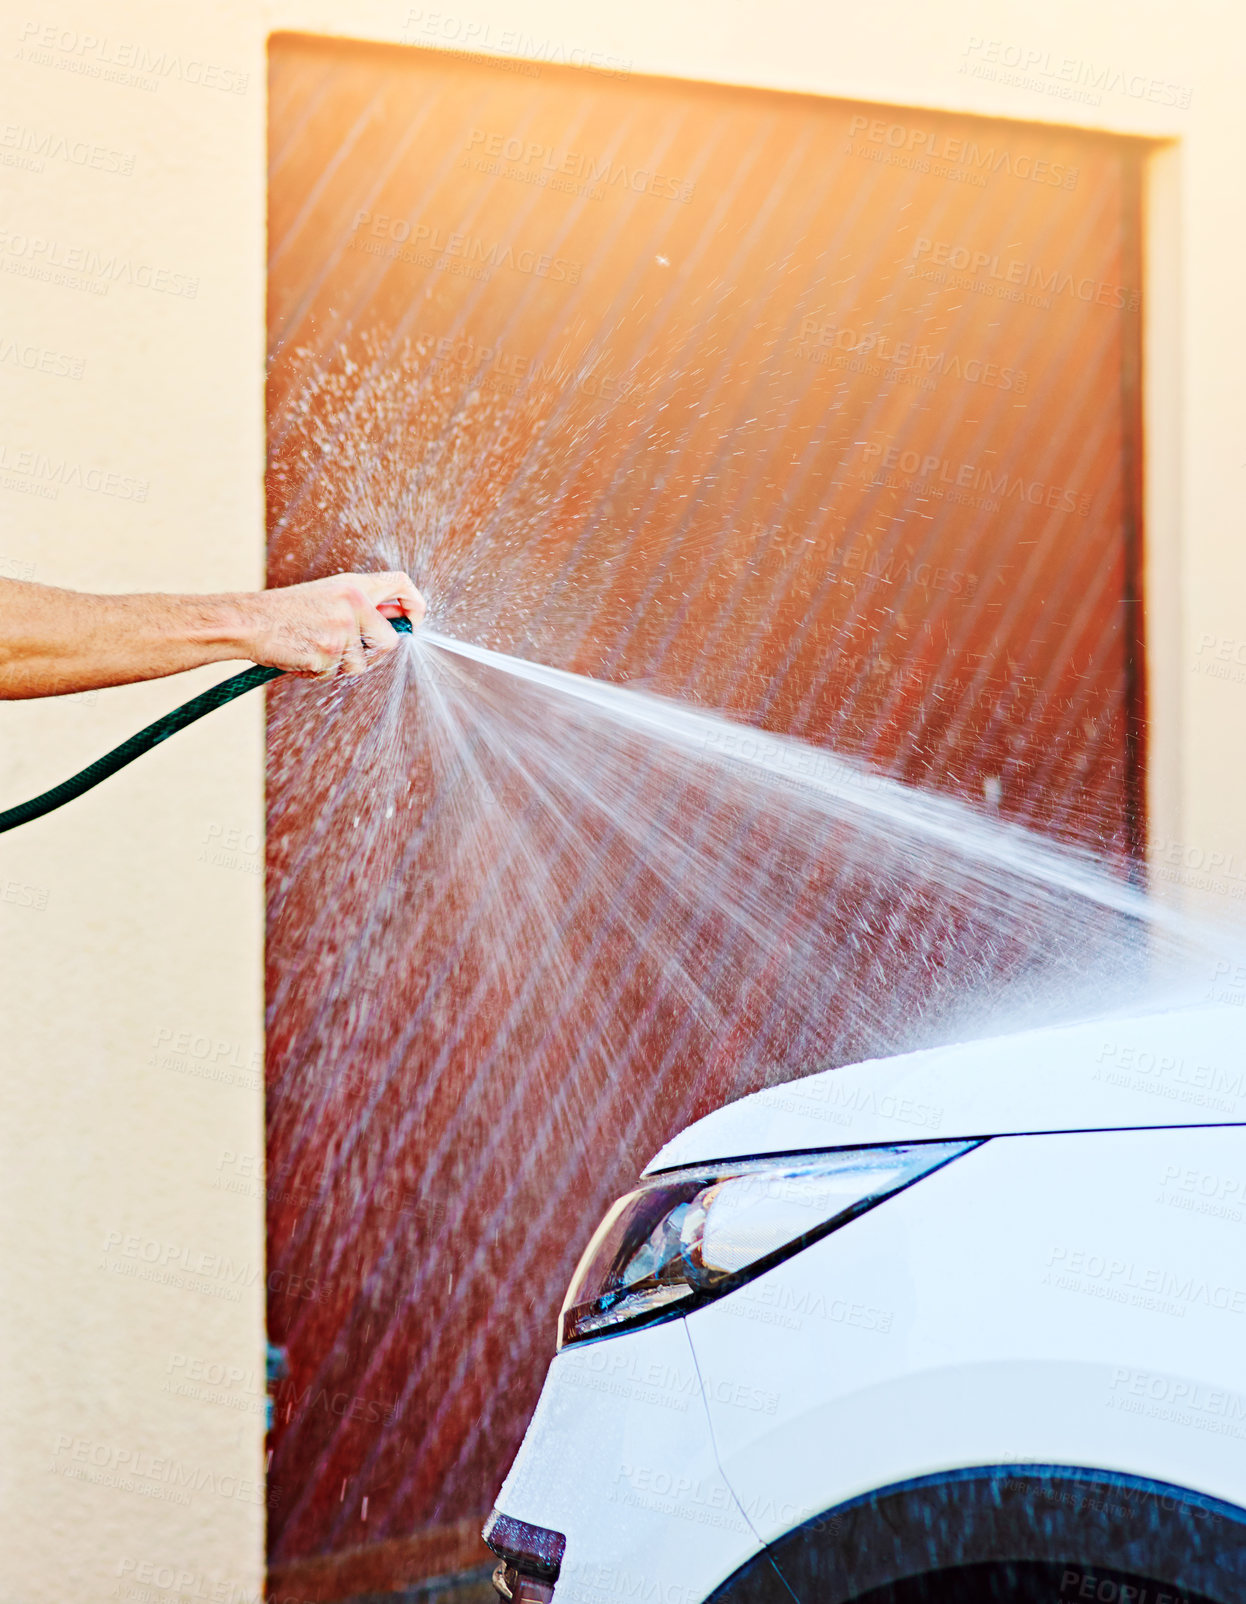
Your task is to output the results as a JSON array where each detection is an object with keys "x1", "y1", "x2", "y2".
[{"x1": 0, "y1": 572, "x2": 426, "y2": 699}]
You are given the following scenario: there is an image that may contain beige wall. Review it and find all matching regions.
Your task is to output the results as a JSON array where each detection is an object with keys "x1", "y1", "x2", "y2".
[{"x1": 0, "y1": 1, "x2": 1240, "y2": 1599}]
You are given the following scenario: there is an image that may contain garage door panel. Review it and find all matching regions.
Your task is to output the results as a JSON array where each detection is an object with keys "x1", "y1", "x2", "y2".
[{"x1": 267, "y1": 33, "x2": 1144, "y2": 1592}]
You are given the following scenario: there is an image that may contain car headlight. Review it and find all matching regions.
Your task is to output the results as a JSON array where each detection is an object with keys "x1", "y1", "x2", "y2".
[{"x1": 558, "y1": 1141, "x2": 981, "y2": 1348}]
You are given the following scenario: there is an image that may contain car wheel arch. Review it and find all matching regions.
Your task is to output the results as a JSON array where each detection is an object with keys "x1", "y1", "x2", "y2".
[{"x1": 703, "y1": 1464, "x2": 1246, "y2": 1604}]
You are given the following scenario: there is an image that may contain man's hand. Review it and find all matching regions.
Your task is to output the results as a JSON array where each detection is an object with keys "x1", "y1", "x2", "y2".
[
  {"x1": 243, "y1": 573, "x2": 427, "y2": 678},
  {"x1": 0, "y1": 572, "x2": 426, "y2": 699}
]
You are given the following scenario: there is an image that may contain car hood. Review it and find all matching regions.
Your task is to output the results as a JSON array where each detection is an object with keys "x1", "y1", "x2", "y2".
[{"x1": 645, "y1": 1004, "x2": 1246, "y2": 1173}]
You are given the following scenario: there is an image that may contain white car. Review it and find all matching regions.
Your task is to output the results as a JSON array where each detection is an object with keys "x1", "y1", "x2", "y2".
[{"x1": 484, "y1": 1004, "x2": 1246, "y2": 1604}]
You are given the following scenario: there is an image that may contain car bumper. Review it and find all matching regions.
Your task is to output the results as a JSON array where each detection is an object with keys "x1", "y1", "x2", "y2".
[
  {"x1": 492, "y1": 1315, "x2": 762, "y2": 1604},
  {"x1": 493, "y1": 1127, "x2": 1246, "y2": 1604}
]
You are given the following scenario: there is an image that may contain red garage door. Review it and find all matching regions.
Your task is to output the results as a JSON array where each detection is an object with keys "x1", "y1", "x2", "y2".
[{"x1": 266, "y1": 34, "x2": 1145, "y2": 1600}]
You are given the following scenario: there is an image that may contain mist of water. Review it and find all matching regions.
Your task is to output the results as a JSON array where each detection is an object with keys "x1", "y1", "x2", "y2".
[
  {"x1": 265, "y1": 336, "x2": 1240, "y2": 1259},
  {"x1": 410, "y1": 619, "x2": 1225, "y2": 1036},
  {"x1": 262, "y1": 335, "x2": 1245, "y2": 1555},
  {"x1": 268, "y1": 613, "x2": 1233, "y2": 1222}
]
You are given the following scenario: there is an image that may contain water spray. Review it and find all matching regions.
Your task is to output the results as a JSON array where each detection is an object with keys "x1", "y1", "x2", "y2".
[{"x1": 0, "y1": 615, "x2": 415, "y2": 834}]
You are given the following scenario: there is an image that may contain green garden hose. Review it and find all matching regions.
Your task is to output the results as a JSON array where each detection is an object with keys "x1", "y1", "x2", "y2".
[{"x1": 0, "y1": 615, "x2": 414, "y2": 834}]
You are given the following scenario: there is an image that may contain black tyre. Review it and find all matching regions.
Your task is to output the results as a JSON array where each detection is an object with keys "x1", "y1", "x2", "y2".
[{"x1": 707, "y1": 1467, "x2": 1246, "y2": 1604}]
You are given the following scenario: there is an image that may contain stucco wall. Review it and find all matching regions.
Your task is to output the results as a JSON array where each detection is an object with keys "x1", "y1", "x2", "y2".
[{"x1": 0, "y1": 1, "x2": 1239, "y2": 1600}]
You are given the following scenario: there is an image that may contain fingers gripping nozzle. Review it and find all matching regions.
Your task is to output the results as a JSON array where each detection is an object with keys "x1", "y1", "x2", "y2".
[{"x1": 0, "y1": 609, "x2": 420, "y2": 834}]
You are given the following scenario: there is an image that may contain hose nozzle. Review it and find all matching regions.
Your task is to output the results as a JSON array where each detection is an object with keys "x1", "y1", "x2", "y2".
[{"x1": 0, "y1": 607, "x2": 424, "y2": 835}]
